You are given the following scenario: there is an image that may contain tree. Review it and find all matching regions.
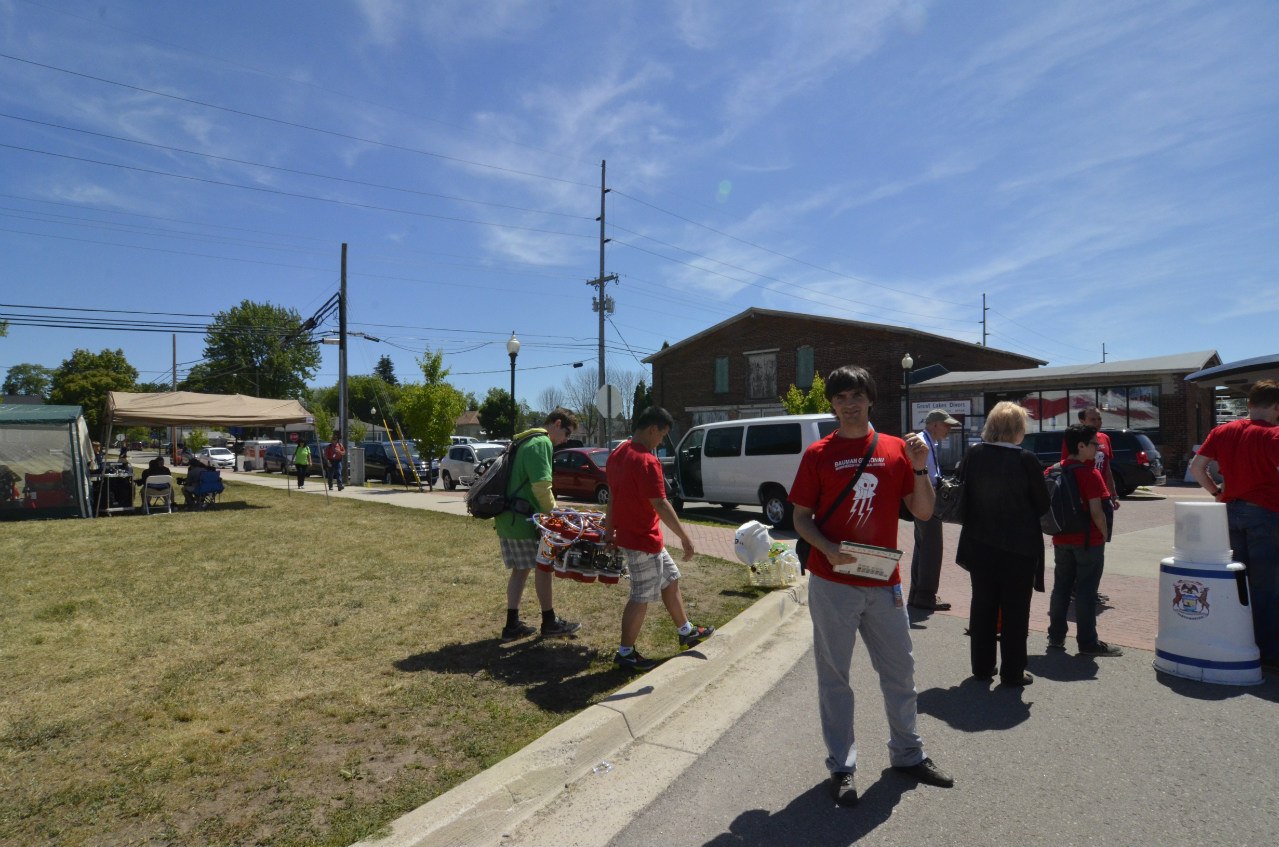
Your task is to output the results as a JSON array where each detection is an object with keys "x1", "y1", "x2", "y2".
[
  {"x1": 185, "y1": 428, "x2": 209, "y2": 453},
  {"x1": 373, "y1": 355, "x2": 398, "y2": 386},
  {"x1": 631, "y1": 380, "x2": 653, "y2": 429},
  {"x1": 612, "y1": 368, "x2": 646, "y2": 421},
  {"x1": 478, "y1": 387, "x2": 517, "y2": 440},
  {"x1": 49, "y1": 348, "x2": 138, "y2": 432},
  {"x1": 313, "y1": 376, "x2": 401, "y2": 424},
  {"x1": 197, "y1": 300, "x2": 321, "y2": 398},
  {"x1": 397, "y1": 349, "x2": 466, "y2": 459},
  {"x1": 536, "y1": 384, "x2": 566, "y2": 418},
  {"x1": 134, "y1": 380, "x2": 171, "y2": 394},
  {"x1": 564, "y1": 366, "x2": 601, "y2": 444},
  {"x1": 3, "y1": 363, "x2": 54, "y2": 397},
  {"x1": 779, "y1": 374, "x2": 830, "y2": 415}
]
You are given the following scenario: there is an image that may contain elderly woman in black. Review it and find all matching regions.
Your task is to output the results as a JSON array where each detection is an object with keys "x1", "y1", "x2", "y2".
[{"x1": 957, "y1": 401, "x2": 1050, "y2": 687}]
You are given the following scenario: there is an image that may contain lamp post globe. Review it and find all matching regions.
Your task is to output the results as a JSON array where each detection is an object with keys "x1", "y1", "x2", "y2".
[
  {"x1": 901, "y1": 353, "x2": 914, "y2": 433},
  {"x1": 507, "y1": 332, "x2": 520, "y2": 440}
]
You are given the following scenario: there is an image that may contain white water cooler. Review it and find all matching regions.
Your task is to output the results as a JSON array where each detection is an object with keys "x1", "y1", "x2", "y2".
[{"x1": 1153, "y1": 502, "x2": 1262, "y2": 685}]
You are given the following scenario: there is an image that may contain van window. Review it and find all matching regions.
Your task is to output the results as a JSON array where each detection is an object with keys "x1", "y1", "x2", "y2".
[
  {"x1": 703, "y1": 426, "x2": 743, "y2": 458},
  {"x1": 745, "y1": 422, "x2": 802, "y2": 456},
  {"x1": 818, "y1": 420, "x2": 839, "y2": 438}
]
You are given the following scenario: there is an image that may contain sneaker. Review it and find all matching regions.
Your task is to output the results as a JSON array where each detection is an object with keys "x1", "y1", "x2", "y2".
[
  {"x1": 500, "y1": 621, "x2": 536, "y2": 642},
  {"x1": 829, "y1": 771, "x2": 858, "y2": 807},
  {"x1": 614, "y1": 649, "x2": 657, "y2": 672},
  {"x1": 679, "y1": 624, "x2": 715, "y2": 650},
  {"x1": 893, "y1": 757, "x2": 954, "y2": 788},
  {"x1": 1079, "y1": 640, "x2": 1123, "y2": 657},
  {"x1": 540, "y1": 617, "x2": 581, "y2": 638},
  {"x1": 1047, "y1": 638, "x2": 1065, "y2": 650},
  {"x1": 1001, "y1": 672, "x2": 1034, "y2": 687},
  {"x1": 1096, "y1": 592, "x2": 1110, "y2": 603}
]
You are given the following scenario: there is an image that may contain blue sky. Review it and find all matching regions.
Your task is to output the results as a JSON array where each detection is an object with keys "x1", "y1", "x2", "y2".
[{"x1": 1, "y1": 0, "x2": 1275, "y2": 410}]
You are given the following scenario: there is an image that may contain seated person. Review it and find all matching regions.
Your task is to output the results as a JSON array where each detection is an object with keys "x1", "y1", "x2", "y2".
[
  {"x1": 137, "y1": 457, "x2": 173, "y2": 487},
  {"x1": 182, "y1": 457, "x2": 211, "y2": 505}
]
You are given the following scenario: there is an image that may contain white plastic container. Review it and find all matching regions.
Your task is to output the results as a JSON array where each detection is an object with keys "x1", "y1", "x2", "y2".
[{"x1": 1153, "y1": 502, "x2": 1261, "y2": 685}]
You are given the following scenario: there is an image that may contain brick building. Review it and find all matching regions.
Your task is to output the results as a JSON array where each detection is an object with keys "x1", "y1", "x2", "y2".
[{"x1": 644, "y1": 307, "x2": 1043, "y2": 436}]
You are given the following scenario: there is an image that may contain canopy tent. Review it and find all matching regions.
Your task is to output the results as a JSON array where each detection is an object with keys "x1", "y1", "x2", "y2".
[
  {"x1": 105, "y1": 391, "x2": 313, "y2": 428},
  {"x1": 0, "y1": 404, "x2": 93, "y2": 520}
]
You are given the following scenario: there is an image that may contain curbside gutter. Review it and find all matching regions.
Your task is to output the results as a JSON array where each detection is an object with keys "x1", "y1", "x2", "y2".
[{"x1": 352, "y1": 578, "x2": 810, "y2": 847}]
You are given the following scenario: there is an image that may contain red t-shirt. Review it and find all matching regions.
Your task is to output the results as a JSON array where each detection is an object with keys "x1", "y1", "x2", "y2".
[
  {"x1": 1050, "y1": 459, "x2": 1110, "y2": 547},
  {"x1": 1060, "y1": 430, "x2": 1112, "y2": 478},
  {"x1": 606, "y1": 439, "x2": 666, "y2": 554},
  {"x1": 1197, "y1": 418, "x2": 1279, "y2": 513},
  {"x1": 789, "y1": 428, "x2": 914, "y2": 587}
]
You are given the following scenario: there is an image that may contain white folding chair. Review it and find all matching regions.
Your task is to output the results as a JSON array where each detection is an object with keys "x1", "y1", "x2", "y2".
[{"x1": 142, "y1": 475, "x2": 174, "y2": 514}]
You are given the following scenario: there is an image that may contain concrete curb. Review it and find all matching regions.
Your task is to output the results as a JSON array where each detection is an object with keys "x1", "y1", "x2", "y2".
[{"x1": 353, "y1": 578, "x2": 810, "y2": 847}]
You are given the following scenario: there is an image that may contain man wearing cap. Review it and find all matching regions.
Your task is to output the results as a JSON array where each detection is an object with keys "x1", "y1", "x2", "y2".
[{"x1": 908, "y1": 409, "x2": 959, "y2": 611}]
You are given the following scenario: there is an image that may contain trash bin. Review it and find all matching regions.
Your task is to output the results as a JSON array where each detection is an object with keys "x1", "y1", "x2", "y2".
[{"x1": 1153, "y1": 502, "x2": 1262, "y2": 685}]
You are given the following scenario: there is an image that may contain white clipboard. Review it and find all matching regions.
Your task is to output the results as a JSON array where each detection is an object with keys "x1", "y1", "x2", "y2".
[{"x1": 832, "y1": 541, "x2": 903, "y2": 581}]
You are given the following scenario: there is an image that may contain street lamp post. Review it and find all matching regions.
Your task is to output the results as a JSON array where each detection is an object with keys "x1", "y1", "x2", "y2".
[
  {"x1": 507, "y1": 332, "x2": 521, "y2": 440},
  {"x1": 901, "y1": 353, "x2": 914, "y2": 434}
]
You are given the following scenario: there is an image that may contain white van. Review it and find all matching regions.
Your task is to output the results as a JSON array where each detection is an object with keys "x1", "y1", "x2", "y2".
[
  {"x1": 673, "y1": 414, "x2": 839, "y2": 529},
  {"x1": 240, "y1": 439, "x2": 282, "y2": 471}
]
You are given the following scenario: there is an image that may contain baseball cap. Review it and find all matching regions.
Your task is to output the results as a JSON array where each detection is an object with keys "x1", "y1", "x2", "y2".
[{"x1": 925, "y1": 409, "x2": 960, "y2": 426}]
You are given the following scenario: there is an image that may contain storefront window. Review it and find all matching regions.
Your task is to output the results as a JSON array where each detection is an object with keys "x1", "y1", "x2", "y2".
[{"x1": 1125, "y1": 386, "x2": 1159, "y2": 430}]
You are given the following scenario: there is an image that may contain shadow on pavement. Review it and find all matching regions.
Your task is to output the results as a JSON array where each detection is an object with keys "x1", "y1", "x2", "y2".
[
  {"x1": 1025, "y1": 652, "x2": 1103, "y2": 683},
  {"x1": 917, "y1": 677, "x2": 1031, "y2": 731},
  {"x1": 1154, "y1": 669, "x2": 1279, "y2": 704},
  {"x1": 699, "y1": 771, "x2": 909, "y2": 847}
]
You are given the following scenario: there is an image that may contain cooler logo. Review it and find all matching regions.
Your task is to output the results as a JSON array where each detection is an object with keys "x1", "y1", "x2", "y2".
[{"x1": 1172, "y1": 579, "x2": 1210, "y2": 620}]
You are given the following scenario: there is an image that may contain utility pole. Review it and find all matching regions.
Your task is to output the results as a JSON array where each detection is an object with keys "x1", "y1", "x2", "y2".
[
  {"x1": 339, "y1": 243, "x2": 348, "y2": 455},
  {"x1": 1102, "y1": 342, "x2": 1107, "y2": 363},
  {"x1": 982, "y1": 292, "x2": 989, "y2": 347},
  {"x1": 587, "y1": 159, "x2": 617, "y2": 446},
  {"x1": 170, "y1": 333, "x2": 177, "y2": 464}
]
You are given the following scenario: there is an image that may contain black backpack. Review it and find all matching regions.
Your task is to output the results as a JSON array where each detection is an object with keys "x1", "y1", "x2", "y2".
[
  {"x1": 1040, "y1": 463, "x2": 1092, "y2": 537},
  {"x1": 465, "y1": 432, "x2": 540, "y2": 519}
]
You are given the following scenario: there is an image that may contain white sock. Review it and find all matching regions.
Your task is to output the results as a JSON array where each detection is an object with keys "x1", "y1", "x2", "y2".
[
  {"x1": 677, "y1": 622, "x2": 693, "y2": 636},
  {"x1": 618, "y1": 645, "x2": 633, "y2": 656}
]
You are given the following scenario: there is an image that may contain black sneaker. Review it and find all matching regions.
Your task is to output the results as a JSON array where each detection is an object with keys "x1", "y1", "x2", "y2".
[
  {"x1": 893, "y1": 757, "x2": 954, "y2": 788},
  {"x1": 679, "y1": 624, "x2": 715, "y2": 650},
  {"x1": 540, "y1": 617, "x2": 581, "y2": 638},
  {"x1": 501, "y1": 621, "x2": 536, "y2": 642},
  {"x1": 614, "y1": 649, "x2": 657, "y2": 672},
  {"x1": 1079, "y1": 640, "x2": 1123, "y2": 657},
  {"x1": 829, "y1": 771, "x2": 858, "y2": 807}
]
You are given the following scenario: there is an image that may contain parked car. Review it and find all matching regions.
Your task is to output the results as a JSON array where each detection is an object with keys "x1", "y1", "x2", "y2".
[
  {"x1": 241, "y1": 438, "x2": 283, "y2": 471},
  {"x1": 673, "y1": 414, "x2": 840, "y2": 529},
  {"x1": 439, "y1": 441, "x2": 506, "y2": 489},
  {"x1": 362, "y1": 440, "x2": 437, "y2": 485},
  {"x1": 1017, "y1": 429, "x2": 1165, "y2": 495},
  {"x1": 450, "y1": 435, "x2": 479, "y2": 445},
  {"x1": 552, "y1": 447, "x2": 611, "y2": 505},
  {"x1": 196, "y1": 447, "x2": 235, "y2": 469},
  {"x1": 261, "y1": 442, "x2": 323, "y2": 474}
]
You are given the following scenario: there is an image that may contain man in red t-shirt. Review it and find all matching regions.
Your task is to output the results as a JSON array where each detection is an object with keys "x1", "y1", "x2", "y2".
[
  {"x1": 1190, "y1": 378, "x2": 1279, "y2": 667},
  {"x1": 1046, "y1": 425, "x2": 1122, "y2": 657},
  {"x1": 604, "y1": 406, "x2": 713, "y2": 673},
  {"x1": 789, "y1": 365, "x2": 952, "y2": 807}
]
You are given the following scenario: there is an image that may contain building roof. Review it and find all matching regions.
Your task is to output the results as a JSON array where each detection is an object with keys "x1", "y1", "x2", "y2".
[
  {"x1": 915, "y1": 350, "x2": 1221, "y2": 390},
  {"x1": 0, "y1": 403, "x2": 84, "y2": 424},
  {"x1": 641, "y1": 307, "x2": 1045, "y2": 366},
  {"x1": 456, "y1": 410, "x2": 481, "y2": 427}
]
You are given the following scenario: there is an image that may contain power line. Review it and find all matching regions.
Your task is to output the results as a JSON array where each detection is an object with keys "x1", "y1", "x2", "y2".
[
  {"x1": 0, "y1": 143, "x2": 596, "y2": 240},
  {"x1": 0, "y1": 52, "x2": 596, "y2": 188},
  {"x1": 0, "y1": 112, "x2": 594, "y2": 222}
]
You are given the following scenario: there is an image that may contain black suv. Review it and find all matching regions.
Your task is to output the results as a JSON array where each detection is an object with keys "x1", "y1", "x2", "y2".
[
  {"x1": 362, "y1": 441, "x2": 437, "y2": 485},
  {"x1": 1017, "y1": 429, "x2": 1165, "y2": 495}
]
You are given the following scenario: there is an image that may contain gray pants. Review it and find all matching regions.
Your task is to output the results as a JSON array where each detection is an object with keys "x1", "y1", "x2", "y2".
[
  {"x1": 809, "y1": 574, "x2": 926, "y2": 773},
  {"x1": 909, "y1": 515, "x2": 944, "y2": 606}
]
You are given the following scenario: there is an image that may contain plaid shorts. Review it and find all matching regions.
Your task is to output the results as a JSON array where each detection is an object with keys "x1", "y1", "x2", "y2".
[
  {"x1": 623, "y1": 547, "x2": 681, "y2": 603},
  {"x1": 499, "y1": 536, "x2": 540, "y2": 571}
]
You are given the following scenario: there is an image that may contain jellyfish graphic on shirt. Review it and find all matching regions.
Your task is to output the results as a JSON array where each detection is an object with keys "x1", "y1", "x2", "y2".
[{"x1": 845, "y1": 473, "x2": 878, "y2": 528}]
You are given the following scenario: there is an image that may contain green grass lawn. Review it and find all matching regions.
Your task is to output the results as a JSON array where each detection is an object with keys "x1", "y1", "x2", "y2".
[{"x1": 0, "y1": 481, "x2": 769, "y2": 846}]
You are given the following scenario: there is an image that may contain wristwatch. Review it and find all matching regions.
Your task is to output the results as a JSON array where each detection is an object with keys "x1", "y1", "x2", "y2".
[{"x1": 914, "y1": 468, "x2": 928, "y2": 476}]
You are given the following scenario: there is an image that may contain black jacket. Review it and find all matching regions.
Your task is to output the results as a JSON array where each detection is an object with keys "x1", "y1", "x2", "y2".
[{"x1": 956, "y1": 442, "x2": 1051, "y2": 589}]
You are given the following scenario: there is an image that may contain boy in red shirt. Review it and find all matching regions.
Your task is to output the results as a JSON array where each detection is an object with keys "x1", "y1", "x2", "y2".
[
  {"x1": 1046, "y1": 425, "x2": 1122, "y2": 657},
  {"x1": 604, "y1": 406, "x2": 713, "y2": 672}
]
